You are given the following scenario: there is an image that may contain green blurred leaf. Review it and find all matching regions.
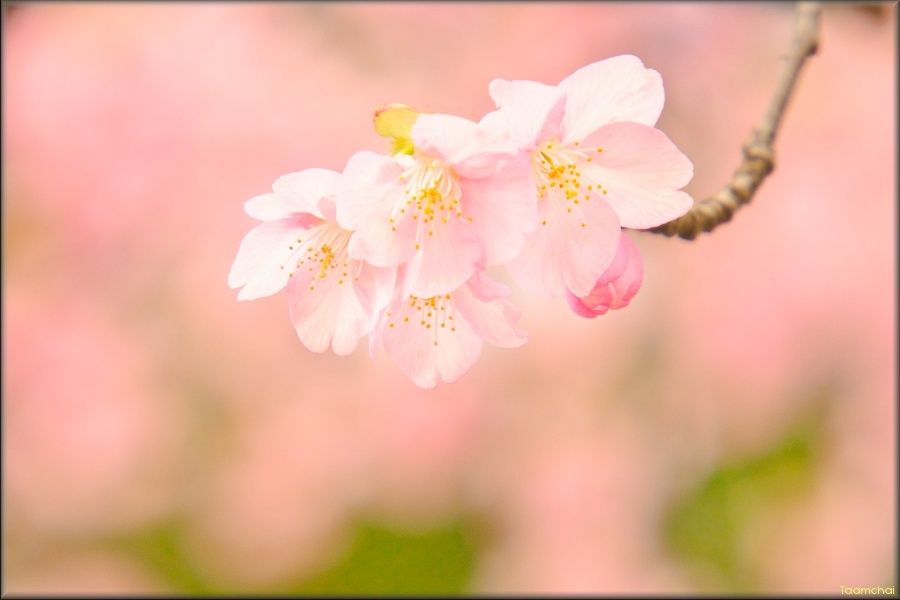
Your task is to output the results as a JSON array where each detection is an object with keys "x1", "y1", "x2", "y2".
[
  {"x1": 284, "y1": 519, "x2": 478, "y2": 595},
  {"x1": 111, "y1": 519, "x2": 216, "y2": 595},
  {"x1": 663, "y1": 402, "x2": 827, "y2": 593},
  {"x1": 112, "y1": 517, "x2": 478, "y2": 595}
]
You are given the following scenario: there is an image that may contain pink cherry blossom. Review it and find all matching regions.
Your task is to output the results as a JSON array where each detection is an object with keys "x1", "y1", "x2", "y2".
[
  {"x1": 336, "y1": 112, "x2": 536, "y2": 299},
  {"x1": 483, "y1": 55, "x2": 693, "y2": 298},
  {"x1": 228, "y1": 168, "x2": 395, "y2": 355},
  {"x1": 566, "y1": 232, "x2": 643, "y2": 318},
  {"x1": 371, "y1": 270, "x2": 528, "y2": 389}
]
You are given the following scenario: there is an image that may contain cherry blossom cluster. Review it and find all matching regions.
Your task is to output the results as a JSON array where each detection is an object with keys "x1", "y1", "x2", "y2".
[{"x1": 229, "y1": 55, "x2": 694, "y2": 388}]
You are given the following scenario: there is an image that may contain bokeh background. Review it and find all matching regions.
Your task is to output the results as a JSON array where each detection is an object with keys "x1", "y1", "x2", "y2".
[{"x1": 3, "y1": 2, "x2": 896, "y2": 595}]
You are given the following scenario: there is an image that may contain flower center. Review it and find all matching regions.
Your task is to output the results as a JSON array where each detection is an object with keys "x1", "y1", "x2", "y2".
[
  {"x1": 391, "y1": 158, "x2": 471, "y2": 249},
  {"x1": 281, "y1": 222, "x2": 356, "y2": 291},
  {"x1": 385, "y1": 293, "x2": 457, "y2": 346},
  {"x1": 530, "y1": 139, "x2": 607, "y2": 227}
]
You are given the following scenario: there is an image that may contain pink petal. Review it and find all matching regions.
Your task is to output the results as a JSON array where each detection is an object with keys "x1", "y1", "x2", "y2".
[
  {"x1": 347, "y1": 218, "x2": 417, "y2": 270},
  {"x1": 402, "y1": 216, "x2": 483, "y2": 298},
  {"x1": 336, "y1": 151, "x2": 402, "y2": 231},
  {"x1": 366, "y1": 263, "x2": 411, "y2": 361},
  {"x1": 317, "y1": 195, "x2": 337, "y2": 223},
  {"x1": 486, "y1": 78, "x2": 567, "y2": 148},
  {"x1": 454, "y1": 272, "x2": 528, "y2": 348},
  {"x1": 410, "y1": 113, "x2": 478, "y2": 164},
  {"x1": 379, "y1": 294, "x2": 483, "y2": 389},
  {"x1": 505, "y1": 197, "x2": 622, "y2": 297},
  {"x1": 228, "y1": 217, "x2": 314, "y2": 301},
  {"x1": 353, "y1": 263, "x2": 397, "y2": 322},
  {"x1": 286, "y1": 263, "x2": 371, "y2": 355},
  {"x1": 245, "y1": 169, "x2": 340, "y2": 221},
  {"x1": 583, "y1": 121, "x2": 694, "y2": 228},
  {"x1": 560, "y1": 55, "x2": 665, "y2": 142},
  {"x1": 461, "y1": 153, "x2": 538, "y2": 266},
  {"x1": 566, "y1": 232, "x2": 644, "y2": 318},
  {"x1": 243, "y1": 192, "x2": 293, "y2": 222},
  {"x1": 411, "y1": 113, "x2": 517, "y2": 180},
  {"x1": 337, "y1": 150, "x2": 416, "y2": 267}
]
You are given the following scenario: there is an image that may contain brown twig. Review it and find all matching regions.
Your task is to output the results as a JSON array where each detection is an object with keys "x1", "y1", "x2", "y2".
[{"x1": 646, "y1": 2, "x2": 823, "y2": 240}]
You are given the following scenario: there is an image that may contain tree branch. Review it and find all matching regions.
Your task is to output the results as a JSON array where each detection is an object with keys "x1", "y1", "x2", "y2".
[{"x1": 646, "y1": 2, "x2": 823, "y2": 241}]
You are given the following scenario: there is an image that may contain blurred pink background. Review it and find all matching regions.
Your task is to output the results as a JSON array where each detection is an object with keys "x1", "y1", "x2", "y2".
[{"x1": 3, "y1": 2, "x2": 896, "y2": 595}]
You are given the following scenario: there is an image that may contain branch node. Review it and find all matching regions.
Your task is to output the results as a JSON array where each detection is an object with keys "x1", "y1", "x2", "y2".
[{"x1": 644, "y1": 2, "x2": 821, "y2": 242}]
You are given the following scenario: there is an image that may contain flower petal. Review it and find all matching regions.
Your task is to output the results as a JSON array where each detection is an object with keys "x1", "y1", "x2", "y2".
[
  {"x1": 228, "y1": 217, "x2": 315, "y2": 300},
  {"x1": 353, "y1": 263, "x2": 397, "y2": 322},
  {"x1": 461, "y1": 153, "x2": 538, "y2": 266},
  {"x1": 379, "y1": 294, "x2": 483, "y2": 389},
  {"x1": 486, "y1": 78, "x2": 567, "y2": 148},
  {"x1": 243, "y1": 192, "x2": 288, "y2": 222},
  {"x1": 336, "y1": 151, "x2": 400, "y2": 231},
  {"x1": 245, "y1": 169, "x2": 339, "y2": 221},
  {"x1": 560, "y1": 55, "x2": 665, "y2": 142},
  {"x1": 584, "y1": 121, "x2": 694, "y2": 228},
  {"x1": 287, "y1": 262, "x2": 371, "y2": 355},
  {"x1": 337, "y1": 150, "x2": 416, "y2": 267},
  {"x1": 402, "y1": 217, "x2": 483, "y2": 298},
  {"x1": 317, "y1": 195, "x2": 337, "y2": 223},
  {"x1": 368, "y1": 265, "x2": 412, "y2": 361},
  {"x1": 411, "y1": 113, "x2": 517, "y2": 179},
  {"x1": 566, "y1": 232, "x2": 644, "y2": 318},
  {"x1": 411, "y1": 113, "x2": 479, "y2": 163},
  {"x1": 506, "y1": 196, "x2": 622, "y2": 297},
  {"x1": 454, "y1": 273, "x2": 528, "y2": 348}
]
